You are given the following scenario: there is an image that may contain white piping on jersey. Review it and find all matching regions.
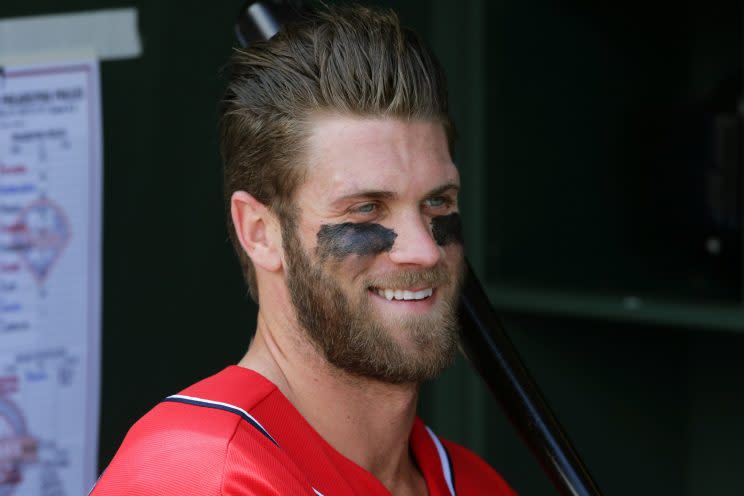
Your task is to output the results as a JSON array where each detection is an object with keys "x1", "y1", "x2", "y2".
[
  {"x1": 425, "y1": 425, "x2": 456, "y2": 496},
  {"x1": 168, "y1": 394, "x2": 324, "y2": 494},
  {"x1": 166, "y1": 395, "x2": 453, "y2": 496},
  {"x1": 165, "y1": 394, "x2": 278, "y2": 445}
]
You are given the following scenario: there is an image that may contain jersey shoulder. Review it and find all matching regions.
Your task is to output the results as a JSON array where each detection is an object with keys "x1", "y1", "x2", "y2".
[
  {"x1": 90, "y1": 399, "x2": 237, "y2": 495},
  {"x1": 442, "y1": 439, "x2": 518, "y2": 496},
  {"x1": 91, "y1": 367, "x2": 314, "y2": 496}
]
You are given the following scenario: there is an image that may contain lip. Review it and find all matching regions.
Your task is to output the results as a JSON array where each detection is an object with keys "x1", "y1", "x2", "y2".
[{"x1": 370, "y1": 286, "x2": 432, "y2": 293}]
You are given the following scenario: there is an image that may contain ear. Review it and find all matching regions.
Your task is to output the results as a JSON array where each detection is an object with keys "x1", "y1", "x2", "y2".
[{"x1": 230, "y1": 191, "x2": 282, "y2": 272}]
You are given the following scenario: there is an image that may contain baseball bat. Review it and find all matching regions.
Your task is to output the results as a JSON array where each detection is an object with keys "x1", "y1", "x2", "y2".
[
  {"x1": 459, "y1": 261, "x2": 602, "y2": 496},
  {"x1": 233, "y1": 2, "x2": 604, "y2": 495}
]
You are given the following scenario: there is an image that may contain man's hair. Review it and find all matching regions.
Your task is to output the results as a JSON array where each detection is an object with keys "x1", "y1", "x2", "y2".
[{"x1": 221, "y1": 3, "x2": 454, "y2": 302}]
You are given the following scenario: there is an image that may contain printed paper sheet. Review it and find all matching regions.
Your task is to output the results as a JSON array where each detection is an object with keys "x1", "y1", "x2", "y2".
[{"x1": 0, "y1": 57, "x2": 102, "y2": 495}]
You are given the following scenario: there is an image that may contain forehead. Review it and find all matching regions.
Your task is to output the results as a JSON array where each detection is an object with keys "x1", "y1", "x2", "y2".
[{"x1": 300, "y1": 115, "x2": 458, "y2": 201}]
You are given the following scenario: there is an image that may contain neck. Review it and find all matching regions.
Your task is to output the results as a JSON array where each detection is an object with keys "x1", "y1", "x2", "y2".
[{"x1": 239, "y1": 308, "x2": 425, "y2": 494}]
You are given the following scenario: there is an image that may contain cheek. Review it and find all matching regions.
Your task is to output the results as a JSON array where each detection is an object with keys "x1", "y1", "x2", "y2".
[{"x1": 440, "y1": 241, "x2": 464, "y2": 262}]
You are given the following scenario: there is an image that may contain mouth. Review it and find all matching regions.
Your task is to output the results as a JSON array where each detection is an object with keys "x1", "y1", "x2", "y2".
[{"x1": 369, "y1": 287, "x2": 434, "y2": 301}]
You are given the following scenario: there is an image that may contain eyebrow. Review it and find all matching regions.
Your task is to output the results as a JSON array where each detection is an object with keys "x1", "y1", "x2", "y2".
[
  {"x1": 331, "y1": 182, "x2": 460, "y2": 206},
  {"x1": 331, "y1": 190, "x2": 396, "y2": 207},
  {"x1": 425, "y1": 183, "x2": 460, "y2": 197}
]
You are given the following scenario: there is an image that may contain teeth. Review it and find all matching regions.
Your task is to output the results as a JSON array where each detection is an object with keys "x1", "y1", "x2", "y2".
[
  {"x1": 375, "y1": 288, "x2": 433, "y2": 301},
  {"x1": 415, "y1": 288, "x2": 433, "y2": 299}
]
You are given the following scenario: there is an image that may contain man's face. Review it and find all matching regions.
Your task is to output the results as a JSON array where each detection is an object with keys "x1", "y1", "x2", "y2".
[{"x1": 282, "y1": 116, "x2": 464, "y2": 384}]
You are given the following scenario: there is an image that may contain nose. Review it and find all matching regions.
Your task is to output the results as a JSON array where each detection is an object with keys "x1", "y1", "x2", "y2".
[{"x1": 387, "y1": 212, "x2": 443, "y2": 267}]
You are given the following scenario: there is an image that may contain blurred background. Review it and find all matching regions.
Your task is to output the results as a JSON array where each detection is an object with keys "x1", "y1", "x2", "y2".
[{"x1": 2, "y1": 0, "x2": 744, "y2": 494}]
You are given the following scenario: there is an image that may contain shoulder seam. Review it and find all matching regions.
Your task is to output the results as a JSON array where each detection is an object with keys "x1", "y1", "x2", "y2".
[
  {"x1": 177, "y1": 372, "x2": 277, "y2": 414},
  {"x1": 163, "y1": 395, "x2": 278, "y2": 446}
]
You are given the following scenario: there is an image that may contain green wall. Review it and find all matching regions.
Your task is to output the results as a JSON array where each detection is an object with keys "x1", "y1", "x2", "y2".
[{"x1": 2, "y1": 1, "x2": 743, "y2": 494}]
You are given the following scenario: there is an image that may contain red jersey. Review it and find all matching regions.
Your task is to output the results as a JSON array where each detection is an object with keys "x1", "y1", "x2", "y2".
[{"x1": 91, "y1": 366, "x2": 516, "y2": 495}]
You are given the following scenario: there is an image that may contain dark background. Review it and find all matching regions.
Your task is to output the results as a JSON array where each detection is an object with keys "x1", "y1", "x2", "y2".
[{"x1": 3, "y1": 1, "x2": 744, "y2": 494}]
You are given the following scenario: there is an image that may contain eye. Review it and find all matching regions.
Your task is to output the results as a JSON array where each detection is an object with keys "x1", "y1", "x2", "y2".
[
  {"x1": 424, "y1": 196, "x2": 452, "y2": 209},
  {"x1": 350, "y1": 202, "x2": 378, "y2": 215}
]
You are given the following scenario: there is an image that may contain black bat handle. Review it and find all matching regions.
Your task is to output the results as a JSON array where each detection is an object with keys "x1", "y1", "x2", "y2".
[{"x1": 459, "y1": 260, "x2": 603, "y2": 496}]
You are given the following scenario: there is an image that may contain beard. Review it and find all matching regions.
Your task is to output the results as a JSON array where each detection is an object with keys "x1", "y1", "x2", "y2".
[{"x1": 282, "y1": 219, "x2": 463, "y2": 384}]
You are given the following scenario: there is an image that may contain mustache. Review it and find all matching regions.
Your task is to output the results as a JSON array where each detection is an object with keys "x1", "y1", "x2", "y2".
[{"x1": 365, "y1": 267, "x2": 451, "y2": 289}]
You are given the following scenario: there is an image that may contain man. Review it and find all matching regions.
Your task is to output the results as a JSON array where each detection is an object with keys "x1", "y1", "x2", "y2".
[{"x1": 91, "y1": 5, "x2": 515, "y2": 495}]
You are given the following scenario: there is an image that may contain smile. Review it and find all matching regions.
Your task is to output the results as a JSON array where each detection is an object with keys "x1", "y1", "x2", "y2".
[{"x1": 373, "y1": 288, "x2": 433, "y2": 301}]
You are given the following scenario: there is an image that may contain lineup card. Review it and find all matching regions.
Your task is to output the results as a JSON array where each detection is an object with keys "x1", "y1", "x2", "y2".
[{"x1": 0, "y1": 57, "x2": 102, "y2": 495}]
